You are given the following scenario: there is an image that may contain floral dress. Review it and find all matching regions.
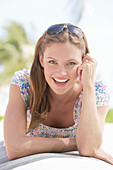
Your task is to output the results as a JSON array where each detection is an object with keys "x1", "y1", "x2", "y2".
[{"x1": 10, "y1": 68, "x2": 110, "y2": 138}]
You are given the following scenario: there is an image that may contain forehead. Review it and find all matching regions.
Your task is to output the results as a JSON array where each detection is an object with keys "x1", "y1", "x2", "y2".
[{"x1": 43, "y1": 42, "x2": 82, "y2": 61}]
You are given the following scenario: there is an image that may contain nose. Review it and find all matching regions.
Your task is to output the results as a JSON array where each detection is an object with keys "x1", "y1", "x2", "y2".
[{"x1": 58, "y1": 65, "x2": 67, "y2": 75}]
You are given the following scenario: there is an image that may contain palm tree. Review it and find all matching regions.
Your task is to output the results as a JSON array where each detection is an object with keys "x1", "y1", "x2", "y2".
[
  {"x1": 0, "y1": 21, "x2": 34, "y2": 85},
  {"x1": 0, "y1": 21, "x2": 30, "y2": 62},
  {"x1": 66, "y1": 0, "x2": 86, "y2": 24}
]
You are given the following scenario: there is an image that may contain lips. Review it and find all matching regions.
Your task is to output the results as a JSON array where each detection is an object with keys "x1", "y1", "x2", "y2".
[
  {"x1": 52, "y1": 78, "x2": 69, "y2": 87},
  {"x1": 53, "y1": 78, "x2": 69, "y2": 83}
]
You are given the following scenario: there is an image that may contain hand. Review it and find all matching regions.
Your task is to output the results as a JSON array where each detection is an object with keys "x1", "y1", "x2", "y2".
[
  {"x1": 78, "y1": 53, "x2": 97, "y2": 87},
  {"x1": 92, "y1": 148, "x2": 113, "y2": 165}
]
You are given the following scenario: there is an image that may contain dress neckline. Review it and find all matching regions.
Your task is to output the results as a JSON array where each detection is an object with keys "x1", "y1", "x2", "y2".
[
  {"x1": 41, "y1": 90, "x2": 83, "y2": 131},
  {"x1": 40, "y1": 123, "x2": 76, "y2": 131}
]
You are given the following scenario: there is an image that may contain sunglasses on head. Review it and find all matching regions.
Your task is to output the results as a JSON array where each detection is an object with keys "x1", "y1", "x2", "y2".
[{"x1": 46, "y1": 23, "x2": 83, "y2": 39}]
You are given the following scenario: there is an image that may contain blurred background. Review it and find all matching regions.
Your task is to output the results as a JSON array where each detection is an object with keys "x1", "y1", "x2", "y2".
[{"x1": 0, "y1": 0, "x2": 113, "y2": 140}]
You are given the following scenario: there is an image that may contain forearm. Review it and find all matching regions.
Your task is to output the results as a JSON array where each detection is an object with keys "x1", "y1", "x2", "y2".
[
  {"x1": 76, "y1": 84, "x2": 102, "y2": 155},
  {"x1": 6, "y1": 136, "x2": 77, "y2": 160}
]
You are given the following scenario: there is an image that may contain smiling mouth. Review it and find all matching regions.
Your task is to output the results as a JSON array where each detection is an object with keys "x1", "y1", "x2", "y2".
[{"x1": 52, "y1": 78, "x2": 69, "y2": 84}]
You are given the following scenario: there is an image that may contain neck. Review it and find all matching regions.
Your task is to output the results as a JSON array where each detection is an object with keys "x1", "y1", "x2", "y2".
[{"x1": 49, "y1": 87, "x2": 82, "y2": 105}]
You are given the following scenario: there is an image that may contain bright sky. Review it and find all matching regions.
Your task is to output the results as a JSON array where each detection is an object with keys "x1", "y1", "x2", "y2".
[{"x1": 0, "y1": 0, "x2": 113, "y2": 107}]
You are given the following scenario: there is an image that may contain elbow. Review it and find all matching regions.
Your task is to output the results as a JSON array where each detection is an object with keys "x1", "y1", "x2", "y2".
[
  {"x1": 6, "y1": 141, "x2": 23, "y2": 160},
  {"x1": 79, "y1": 145, "x2": 102, "y2": 157},
  {"x1": 78, "y1": 139, "x2": 103, "y2": 157},
  {"x1": 79, "y1": 147, "x2": 95, "y2": 157},
  {"x1": 7, "y1": 152, "x2": 17, "y2": 160},
  {"x1": 6, "y1": 145, "x2": 20, "y2": 160},
  {"x1": 4, "y1": 135, "x2": 27, "y2": 160}
]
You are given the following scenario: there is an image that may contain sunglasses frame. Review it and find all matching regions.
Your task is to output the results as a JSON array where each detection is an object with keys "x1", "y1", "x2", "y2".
[{"x1": 46, "y1": 23, "x2": 83, "y2": 39}]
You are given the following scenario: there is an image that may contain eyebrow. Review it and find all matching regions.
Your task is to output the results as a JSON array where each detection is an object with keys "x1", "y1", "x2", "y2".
[{"x1": 47, "y1": 57, "x2": 79, "y2": 62}]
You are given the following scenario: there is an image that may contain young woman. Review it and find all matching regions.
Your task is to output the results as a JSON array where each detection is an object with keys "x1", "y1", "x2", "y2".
[{"x1": 4, "y1": 23, "x2": 113, "y2": 164}]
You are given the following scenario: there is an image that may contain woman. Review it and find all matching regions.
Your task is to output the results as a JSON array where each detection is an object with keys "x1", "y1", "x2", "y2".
[{"x1": 4, "y1": 23, "x2": 113, "y2": 164}]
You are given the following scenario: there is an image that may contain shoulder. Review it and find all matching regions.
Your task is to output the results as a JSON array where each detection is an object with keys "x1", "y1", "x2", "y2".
[
  {"x1": 75, "y1": 80, "x2": 110, "y2": 107},
  {"x1": 10, "y1": 68, "x2": 30, "y2": 108},
  {"x1": 73, "y1": 80, "x2": 110, "y2": 122},
  {"x1": 94, "y1": 80, "x2": 107, "y2": 93},
  {"x1": 10, "y1": 68, "x2": 30, "y2": 85},
  {"x1": 94, "y1": 80, "x2": 110, "y2": 107}
]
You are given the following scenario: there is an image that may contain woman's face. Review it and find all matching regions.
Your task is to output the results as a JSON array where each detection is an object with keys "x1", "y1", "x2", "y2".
[{"x1": 40, "y1": 41, "x2": 83, "y2": 95}]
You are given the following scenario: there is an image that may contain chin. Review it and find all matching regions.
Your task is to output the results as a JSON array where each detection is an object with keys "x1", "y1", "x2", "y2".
[
  {"x1": 50, "y1": 86, "x2": 70, "y2": 96},
  {"x1": 53, "y1": 89, "x2": 68, "y2": 95}
]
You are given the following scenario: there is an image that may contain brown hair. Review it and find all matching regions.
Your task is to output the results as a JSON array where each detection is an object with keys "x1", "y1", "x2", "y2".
[{"x1": 27, "y1": 26, "x2": 90, "y2": 133}]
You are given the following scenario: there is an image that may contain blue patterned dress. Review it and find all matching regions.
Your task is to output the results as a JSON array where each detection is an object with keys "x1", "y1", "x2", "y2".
[{"x1": 10, "y1": 68, "x2": 110, "y2": 138}]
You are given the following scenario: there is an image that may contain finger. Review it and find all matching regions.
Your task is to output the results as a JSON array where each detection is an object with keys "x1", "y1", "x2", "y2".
[
  {"x1": 104, "y1": 156, "x2": 113, "y2": 165},
  {"x1": 81, "y1": 61, "x2": 93, "y2": 71},
  {"x1": 83, "y1": 53, "x2": 97, "y2": 64},
  {"x1": 83, "y1": 57, "x2": 97, "y2": 73},
  {"x1": 84, "y1": 53, "x2": 93, "y2": 60},
  {"x1": 95, "y1": 149, "x2": 113, "y2": 165},
  {"x1": 106, "y1": 154, "x2": 113, "y2": 165},
  {"x1": 83, "y1": 53, "x2": 91, "y2": 62}
]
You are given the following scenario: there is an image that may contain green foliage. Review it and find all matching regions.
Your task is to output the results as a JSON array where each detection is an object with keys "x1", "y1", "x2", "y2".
[
  {"x1": 3, "y1": 21, "x2": 29, "y2": 44},
  {"x1": 0, "y1": 21, "x2": 34, "y2": 85},
  {"x1": 0, "y1": 115, "x2": 4, "y2": 121},
  {"x1": 105, "y1": 109, "x2": 113, "y2": 123}
]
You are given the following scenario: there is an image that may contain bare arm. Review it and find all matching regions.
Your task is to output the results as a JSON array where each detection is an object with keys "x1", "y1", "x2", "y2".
[
  {"x1": 78, "y1": 88, "x2": 113, "y2": 165},
  {"x1": 76, "y1": 54, "x2": 109, "y2": 156},
  {"x1": 76, "y1": 84, "x2": 109, "y2": 155},
  {"x1": 4, "y1": 85, "x2": 77, "y2": 160}
]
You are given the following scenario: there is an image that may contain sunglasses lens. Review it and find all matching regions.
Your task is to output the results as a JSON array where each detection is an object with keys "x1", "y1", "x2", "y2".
[
  {"x1": 47, "y1": 25, "x2": 64, "y2": 35},
  {"x1": 47, "y1": 24, "x2": 83, "y2": 38},
  {"x1": 68, "y1": 26, "x2": 83, "y2": 38}
]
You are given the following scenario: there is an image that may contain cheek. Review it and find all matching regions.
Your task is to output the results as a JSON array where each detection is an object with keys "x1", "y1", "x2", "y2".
[
  {"x1": 43, "y1": 65, "x2": 54, "y2": 77},
  {"x1": 70, "y1": 67, "x2": 78, "y2": 79}
]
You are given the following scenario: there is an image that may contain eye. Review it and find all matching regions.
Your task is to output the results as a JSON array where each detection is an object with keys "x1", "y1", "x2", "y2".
[
  {"x1": 48, "y1": 60, "x2": 56, "y2": 64},
  {"x1": 67, "y1": 62, "x2": 76, "y2": 65}
]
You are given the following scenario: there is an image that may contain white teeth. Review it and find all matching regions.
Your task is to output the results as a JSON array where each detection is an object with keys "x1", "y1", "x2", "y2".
[{"x1": 53, "y1": 78, "x2": 68, "y2": 83}]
